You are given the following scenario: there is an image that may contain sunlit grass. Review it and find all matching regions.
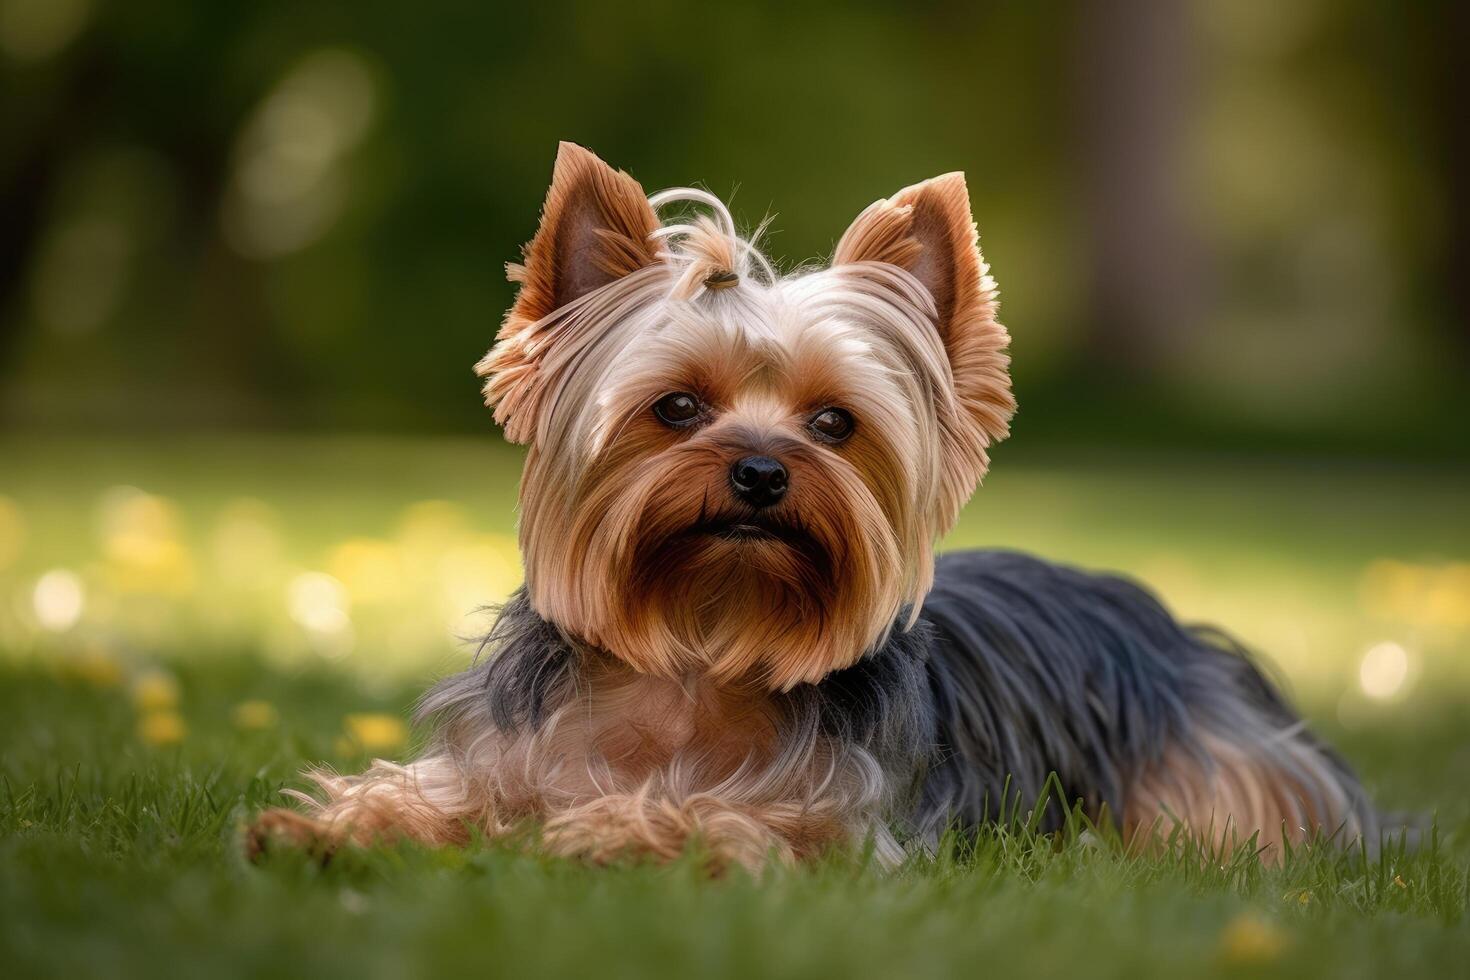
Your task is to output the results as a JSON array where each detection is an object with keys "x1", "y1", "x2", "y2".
[
  {"x1": 3, "y1": 435, "x2": 1467, "y2": 697},
  {"x1": 1, "y1": 648, "x2": 1466, "y2": 979},
  {"x1": 1, "y1": 434, "x2": 1467, "y2": 978}
]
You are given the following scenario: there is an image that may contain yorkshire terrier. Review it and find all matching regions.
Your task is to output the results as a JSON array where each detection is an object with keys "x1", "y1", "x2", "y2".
[{"x1": 249, "y1": 142, "x2": 1381, "y2": 869}]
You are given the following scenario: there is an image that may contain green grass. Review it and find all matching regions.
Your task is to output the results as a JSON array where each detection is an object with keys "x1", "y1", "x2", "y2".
[{"x1": 2, "y1": 435, "x2": 1469, "y2": 978}]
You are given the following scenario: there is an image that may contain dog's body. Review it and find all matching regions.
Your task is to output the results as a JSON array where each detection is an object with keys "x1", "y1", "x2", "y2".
[{"x1": 250, "y1": 144, "x2": 1380, "y2": 868}]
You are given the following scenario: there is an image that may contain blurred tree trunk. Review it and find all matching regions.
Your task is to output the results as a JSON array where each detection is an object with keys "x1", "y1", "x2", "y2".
[
  {"x1": 0, "y1": 51, "x2": 110, "y2": 372},
  {"x1": 1430, "y1": 3, "x2": 1470, "y2": 368},
  {"x1": 1075, "y1": 0, "x2": 1204, "y2": 377}
]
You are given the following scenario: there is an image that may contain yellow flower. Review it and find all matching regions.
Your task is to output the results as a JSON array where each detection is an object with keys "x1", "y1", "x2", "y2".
[
  {"x1": 328, "y1": 537, "x2": 401, "y2": 605},
  {"x1": 1218, "y1": 913, "x2": 1287, "y2": 964},
  {"x1": 99, "y1": 488, "x2": 196, "y2": 596},
  {"x1": 59, "y1": 647, "x2": 123, "y2": 688},
  {"x1": 343, "y1": 713, "x2": 408, "y2": 753},
  {"x1": 232, "y1": 700, "x2": 279, "y2": 730},
  {"x1": 132, "y1": 669, "x2": 180, "y2": 711},
  {"x1": 138, "y1": 710, "x2": 187, "y2": 746}
]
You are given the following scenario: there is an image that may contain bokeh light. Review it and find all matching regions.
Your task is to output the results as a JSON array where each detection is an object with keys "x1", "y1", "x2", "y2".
[
  {"x1": 0, "y1": 0, "x2": 91, "y2": 62},
  {"x1": 1358, "y1": 641, "x2": 1412, "y2": 701},
  {"x1": 98, "y1": 486, "x2": 195, "y2": 596},
  {"x1": 287, "y1": 570, "x2": 353, "y2": 657},
  {"x1": 210, "y1": 499, "x2": 286, "y2": 589},
  {"x1": 222, "y1": 47, "x2": 378, "y2": 259},
  {"x1": 32, "y1": 569, "x2": 84, "y2": 633}
]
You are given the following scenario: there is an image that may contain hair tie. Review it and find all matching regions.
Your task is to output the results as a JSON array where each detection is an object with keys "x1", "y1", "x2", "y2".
[{"x1": 703, "y1": 269, "x2": 739, "y2": 290}]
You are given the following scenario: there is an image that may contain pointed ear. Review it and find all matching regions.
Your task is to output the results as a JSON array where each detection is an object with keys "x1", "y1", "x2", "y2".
[
  {"x1": 834, "y1": 173, "x2": 1014, "y2": 515},
  {"x1": 507, "y1": 142, "x2": 661, "y2": 324},
  {"x1": 479, "y1": 143, "x2": 661, "y2": 442}
]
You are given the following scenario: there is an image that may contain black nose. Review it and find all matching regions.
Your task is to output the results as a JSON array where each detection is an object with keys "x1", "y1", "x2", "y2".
[{"x1": 730, "y1": 455, "x2": 789, "y2": 508}]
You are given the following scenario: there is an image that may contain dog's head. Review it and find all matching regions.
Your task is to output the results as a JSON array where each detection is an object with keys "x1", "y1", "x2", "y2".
[{"x1": 478, "y1": 143, "x2": 1012, "y2": 689}]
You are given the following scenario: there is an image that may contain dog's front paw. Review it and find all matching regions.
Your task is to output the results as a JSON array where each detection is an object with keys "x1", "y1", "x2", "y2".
[
  {"x1": 244, "y1": 808, "x2": 338, "y2": 863},
  {"x1": 540, "y1": 795, "x2": 798, "y2": 873}
]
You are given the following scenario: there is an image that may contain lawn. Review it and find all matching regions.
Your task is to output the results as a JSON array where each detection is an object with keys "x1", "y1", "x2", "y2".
[{"x1": 2, "y1": 434, "x2": 1468, "y2": 978}]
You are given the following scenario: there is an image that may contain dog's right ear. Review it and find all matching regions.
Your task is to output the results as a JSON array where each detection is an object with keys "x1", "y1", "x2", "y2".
[
  {"x1": 477, "y1": 142, "x2": 660, "y2": 442},
  {"x1": 833, "y1": 172, "x2": 1013, "y2": 530}
]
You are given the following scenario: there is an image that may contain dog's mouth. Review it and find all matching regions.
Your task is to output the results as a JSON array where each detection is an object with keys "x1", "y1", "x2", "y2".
[
  {"x1": 631, "y1": 512, "x2": 836, "y2": 593},
  {"x1": 709, "y1": 521, "x2": 777, "y2": 542},
  {"x1": 688, "y1": 516, "x2": 809, "y2": 546}
]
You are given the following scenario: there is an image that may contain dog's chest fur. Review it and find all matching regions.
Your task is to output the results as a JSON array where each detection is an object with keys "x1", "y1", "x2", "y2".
[{"x1": 554, "y1": 666, "x2": 786, "y2": 784}]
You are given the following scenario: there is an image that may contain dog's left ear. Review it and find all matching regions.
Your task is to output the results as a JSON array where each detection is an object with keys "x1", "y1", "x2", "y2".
[
  {"x1": 478, "y1": 142, "x2": 661, "y2": 442},
  {"x1": 834, "y1": 173, "x2": 1014, "y2": 512}
]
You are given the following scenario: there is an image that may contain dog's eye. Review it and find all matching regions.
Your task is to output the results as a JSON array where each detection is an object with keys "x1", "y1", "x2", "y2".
[
  {"x1": 653, "y1": 392, "x2": 703, "y2": 427},
  {"x1": 808, "y1": 407, "x2": 854, "y2": 443}
]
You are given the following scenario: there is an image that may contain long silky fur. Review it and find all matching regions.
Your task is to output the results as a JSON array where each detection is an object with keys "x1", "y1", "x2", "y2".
[
  {"x1": 417, "y1": 594, "x2": 580, "y2": 734},
  {"x1": 253, "y1": 147, "x2": 1390, "y2": 868},
  {"x1": 409, "y1": 551, "x2": 1379, "y2": 858},
  {"x1": 914, "y1": 551, "x2": 1379, "y2": 849}
]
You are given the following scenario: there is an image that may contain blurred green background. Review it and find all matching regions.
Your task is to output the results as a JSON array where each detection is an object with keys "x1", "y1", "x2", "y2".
[
  {"x1": 2, "y1": 3, "x2": 1470, "y2": 976},
  {"x1": 0, "y1": 1, "x2": 1467, "y2": 770},
  {"x1": 2, "y1": 0, "x2": 1467, "y2": 450}
]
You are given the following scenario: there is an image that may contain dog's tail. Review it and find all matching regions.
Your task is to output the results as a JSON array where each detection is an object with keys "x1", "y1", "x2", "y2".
[
  {"x1": 1128, "y1": 621, "x2": 1425, "y2": 857},
  {"x1": 919, "y1": 549, "x2": 1418, "y2": 858}
]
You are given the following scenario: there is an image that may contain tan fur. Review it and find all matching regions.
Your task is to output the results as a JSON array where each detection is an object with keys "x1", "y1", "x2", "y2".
[
  {"x1": 251, "y1": 146, "x2": 1012, "y2": 870},
  {"x1": 479, "y1": 152, "x2": 1012, "y2": 690},
  {"x1": 1123, "y1": 731, "x2": 1363, "y2": 860},
  {"x1": 834, "y1": 172, "x2": 1014, "y2": 531},
  {"x1": 481, "y1": 142, "x2": 662, "y2": 443},
  {"x1": 251, "y1": 659, "x2": 896, "y2": 870},
  {"x1": 248, "y1": 148, "x2": 1379, "y2": 870}
]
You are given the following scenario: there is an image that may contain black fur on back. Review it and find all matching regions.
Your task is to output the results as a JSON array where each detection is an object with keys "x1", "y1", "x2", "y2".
[
  {"x1": 416, "y1": 592, "x2": 579, "y2": 733},
  {"x1": 420, "y1": 549, "x2": 1373, "y2": 844},
  {"x1": 914, "y1": 550, "x2": 1370, "y2": 835}
]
